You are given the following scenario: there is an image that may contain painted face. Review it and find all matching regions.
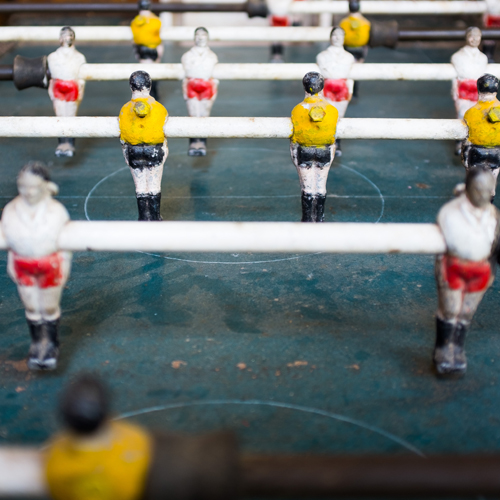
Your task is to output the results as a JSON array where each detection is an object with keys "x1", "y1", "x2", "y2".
[
  {"x1": 331, "y1": 29, "x2": 344, "y2": 47},
  {"x1": 60, "y1": 30, "x2": 75, "y2": 48},
  {"x1": 466, "y1": 29, "x2": 481, "y2": 49},
  {"x1": 194, "y1": 31, "x2": 208, "y2": 48},
  {"x1": 17, "y1": 172, "x2": 49, "y2": 206}
]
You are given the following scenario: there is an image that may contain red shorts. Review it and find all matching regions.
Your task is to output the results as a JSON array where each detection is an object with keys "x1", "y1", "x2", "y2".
[
  {"x1": 186, "y1": 78, "x2": 216, "y2": 100},
  {"x1": 13, "y1": 253, "x2": 64, "y2": 288},
  {"x1": 271, "y1": 15, "x2": 289, "y2": 26},
  {"x1": 442, "y1": 255, "x2": 491, "y2": 293},
  {"x1": 53, "y1": 79, "x2": 79, "y2": 102},
  {"x1": 457, "y1": 79, "x2": 478, "y2": 101},
  {"x1": 324, "y1": 79, "x2": 350, "y2": 102},
  {"x1": 485, "y1": 14, "x2": 500, "y2": 27}
]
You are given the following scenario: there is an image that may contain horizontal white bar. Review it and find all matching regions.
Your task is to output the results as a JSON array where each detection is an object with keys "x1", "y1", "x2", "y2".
[
  {"x1": 0, "y1": 449, "x2": 47, "y2": 497},
  {"x1": 290, "y1": 0, "x2": 487, "y2": 14},
  {"x1": 0, "y1": 117, "x2": 467, "y2": 140},
  {"x1": 0, "y1": 222, "x2": 446, "y2": 254},
  {"x1": 79, "y1": 62, "x2": 500, "y2": 81}
]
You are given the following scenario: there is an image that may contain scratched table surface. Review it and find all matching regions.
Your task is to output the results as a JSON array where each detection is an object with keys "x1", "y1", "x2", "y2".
[{"x1": 0, "y1": 38, "x2": 498, "y2": 484}]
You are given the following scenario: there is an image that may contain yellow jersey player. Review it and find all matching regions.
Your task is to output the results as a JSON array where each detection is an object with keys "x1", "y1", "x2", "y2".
[
  {"x1": 131, "y1": 0, "x2": 162, "y2": 100},
  {"x1": 119, "y1": 71, "x2": 168, "y2": 221},
  {"x1": 290, "y1": 72, "x2": 338, "y2": 223},
  {"x1": 462, "y1": 74, "x2": 500, "y2": 202},
  {"x1": 45, "y1": 375, "x2": 239, "y2": 500}
]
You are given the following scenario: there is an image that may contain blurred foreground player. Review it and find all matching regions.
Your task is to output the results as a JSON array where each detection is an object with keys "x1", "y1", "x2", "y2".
[
  {"x1": 462, "y1": 74, "x2": 500, "y2": 201},
  {"x1": 131, "y1": 0, "x2": 162, "y2": 100},
  {"x1": 434, "y1": 169, "x2": 500, "y2": 375},
  {"x1": 45, "y1": 374, "x2": 238, "y2": 500},
  {"x1": 451, "y1": 27, "x2": 488, "y2": 155},
  {"x1": 1, "y1": 162, "x2": 71, "y2": 370},
  {"x1": 181, "y1": 28, "x2": 219, "y2": 156},
  {"x1": 290, "y1": 72, "x2": 338, "y2": 222},
  {"x1": 119, "y1": 71, "x2": 168, "y2": 221},
  {"x1": 48, "y1": 27, "x2": 86, "y2": 157},
  {"x1": 339, "y1": 0, "x2": 370, "y2": 97},
  {"x1": 316, "y1": 27, "x2": 355, "y2": 157}
]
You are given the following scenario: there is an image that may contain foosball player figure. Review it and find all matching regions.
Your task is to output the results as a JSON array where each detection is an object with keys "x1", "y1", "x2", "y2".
[
  {"x1": 290, "y1": 72, "x2": 338, "y2": 222},
  {"x1": 462, "y1": 74, "x2": 500, "y2": 202},
  {"x1": 266, "y1": 0, "x2": 292, "y2": 62},
  {"x1": 339, "y1": 0, "x2": 370, "y2": 98},
  {"x1": 47, "y1": 27, "x2": 86, "y2": 158},
  {"x1": 483, "y1": 0, "x2": 500, "y2": 62},
  {"x1": 434, "y1": 168, "x2": 500, "y2": 376},
  {"x1": 131, "y1": 0, "x2": 163, "y2": 100},
  {"x1": 0, "y1": 162, "x2": 71, "y2": 370},
  {"x1": 44, "y1": 375, "x2": 239, "y2": 500},
  {"x1": 181, "y1": 27, "x2": 219, "y2": 156},
  {"x1": 316, "y1": 27, "x2": 355, "y2": 157},
  {"x1": 451, "y1": 27, "x2": 488, "y2": 155},
  {"x1": 119, "y1": 71, "x2": 168, "y2": 221}
]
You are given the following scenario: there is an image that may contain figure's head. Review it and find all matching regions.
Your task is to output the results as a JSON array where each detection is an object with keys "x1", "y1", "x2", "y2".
[
  {"x1": 129, "y1": 70, "x2": 152, "y2": 93},
  {"x1": 477, "y1": 73, "x2": 499, "y2": 97},
  {"x1": 330, "y1": 26, "x2": 345, "y2": 47},
  {"x1": 349, "y1": 0, "x2": 360, "y2": 13},
  {"x1": 138, "y1": 0, "x2": 151, "y2": 11},
  {"x1": 60, "y1": 374, "x2": 109, "y2": 435},
  {"x1": 194, "y1": 27, "x2": 209, "y2": 47},
  {"x1": 465, "y1": 26, "x2": 482, "y2": 48},
  {"x1": 303, "y1": 72, "x2": 324, "y2": 95},
  {"x1": 59, "y1": 27, "x2": 75, "y2": 48},
  {"x1": 17, "y1": 162, "x2": 57, "y2": 206},
  {"x1": 465, "y1": 167, "x2": 495, "y2": 208}
]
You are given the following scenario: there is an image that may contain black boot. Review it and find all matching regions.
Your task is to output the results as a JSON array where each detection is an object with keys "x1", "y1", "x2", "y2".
[
  {"x1": 433, "y1": 317, "x2": 457, "y2": 375},
  {"x1": 483, "y1": 40, "x2": 496, "y2": 63},
  {"x1": 148, "y1": 193, "x2": 162, "y2": 221},
  {"x1": 38, "y1": 320, "x2": 60, "y2": 370},
  {"x1": 27, "y1": 319, "x2": 44, "y2": 370},
  {"x1": 55, "y1": 137, "x2": 75, "y2": 158},
  {"x1": 315, "y1": 194, "x2": 326, "y2": 222},
  {"x1": 335, "y1": 139, "x2": 342, "y2": 158},
  {"x1": 150, "y1": 81, "x2": 159, "y2": 101},
  {"x1": 352, "y1": 81, "x2": 359, "y2": 99},
  {"x1": 452, "y1": 321, "x2": 468, "y2": 374},
  {"x1": 188, "y1": 138, "x2": 207, "y2": 156},
  {"x1": 270, "y1": 43, "x2": 284, "y2": 63},
  {"x1": 301, "y1": 193, "x2": 314, "y2": 222},
  {"x1": 137, "y1": 196, "x2": 151, "y2": 221}
]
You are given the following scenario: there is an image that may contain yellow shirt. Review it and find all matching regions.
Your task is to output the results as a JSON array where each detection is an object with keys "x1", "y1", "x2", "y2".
[
  {"x1": 464, "y1": 98, "x2": 500, "y2": 147},
  {"x1": 131, "y1": 12, "x2": 162, "y2": 48},
  {"x1": 339, "y1": 13, "x2": 371, "y2": 48},
  {"x1": 45, "y1": 421, "x2": 152, "y2": 500},
  {"x1": 119, "y1": 96, "x2": 168, "y2": 145},
  {"x1": 291, "y1": 95, "x2": 338, "y2": 147}
]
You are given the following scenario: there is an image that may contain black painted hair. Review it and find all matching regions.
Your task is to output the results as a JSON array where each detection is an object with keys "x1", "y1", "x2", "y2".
[
  {"x1": 130, "y1": 70, "x2": 152, "y2": 92},
  {"x1": 60, "y1": 26, "x2": 75, "y2": 37},
  {"x1": 303, "y1": 72, "x2": 324, "y2": 94},
  {"x1": 477, "y1": 73, "x2": 499, "y2": 94},
  {"x1": 60, "y1": 374, "x2": 109, "y2": 434},
  {"x1": 138, "y1": 0, "x2": 151, "y2": 10},
  {"x1": 194, "y1": 27, "x2": 209, "y2": 35},
  {"x1": 330, "y1": 26, "x2": 344, "y2": 38},
  {"x1": 349, "y1": 0, "x2": 360, "y2": 12},
  {"x1": 19, "y1": 161, "x2": 50, "y2": 182}
]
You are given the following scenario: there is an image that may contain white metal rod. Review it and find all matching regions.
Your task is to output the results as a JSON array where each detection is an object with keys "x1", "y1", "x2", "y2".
[
  {"x1": 0, "y1": 449, "x2": 47, "y2": 497},
  {"x1": 0, "y1": 222, "x2": 446, "y2": 254},
  {"x1": 79, "y1": 62, "x2": 500, "y2": 81},
  {"x1": 0, "y1": 117, "x2": 467, "y2": 140},
  {"x1": 290, "y1": 0, "x2": 487, "y2": 14}
]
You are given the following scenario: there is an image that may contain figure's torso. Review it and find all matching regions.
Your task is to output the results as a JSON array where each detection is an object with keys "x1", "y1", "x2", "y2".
[
  {"x1": 47, "y1": 46, "x2": 86, "y2": 81},
  {"x1": 451, "y1": 46, "x2": 488, "y2": 81},
  {"x1": 181, "y1": 46, "x2": 218, "y2": 79},
  {"x1": 316, "y1": 46, "x2": 355, "y2": 79},
  {"x1": 131, "y1": 11, "x2": 162, "y2": 48},
  {"x1": 465, "y1": 97, "x2": 500, "y2": 146},
  {"x1": 339, "y1": 13, "x2": 371, "y2": 48}
]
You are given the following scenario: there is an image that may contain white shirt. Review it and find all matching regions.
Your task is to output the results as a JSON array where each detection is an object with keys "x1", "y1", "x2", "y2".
[
  {"x1": 181, "y1": 46, "x2": 218, "y2": 80},
  {"x1": 1, "y1": 196, "x2": 69, "y2": 257},
  {"x1": 316, "y1": 45, "x2": 355, "y2": 80},
  {"x1": 437, "y1": 193, "x2": 498, "y2": 261},
  {"x1": 48, "y1": 46, "x2": 86, "y2": 81},
  {"x1": 451, "y1": 45, "x2": 488, "y2": 81}
]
